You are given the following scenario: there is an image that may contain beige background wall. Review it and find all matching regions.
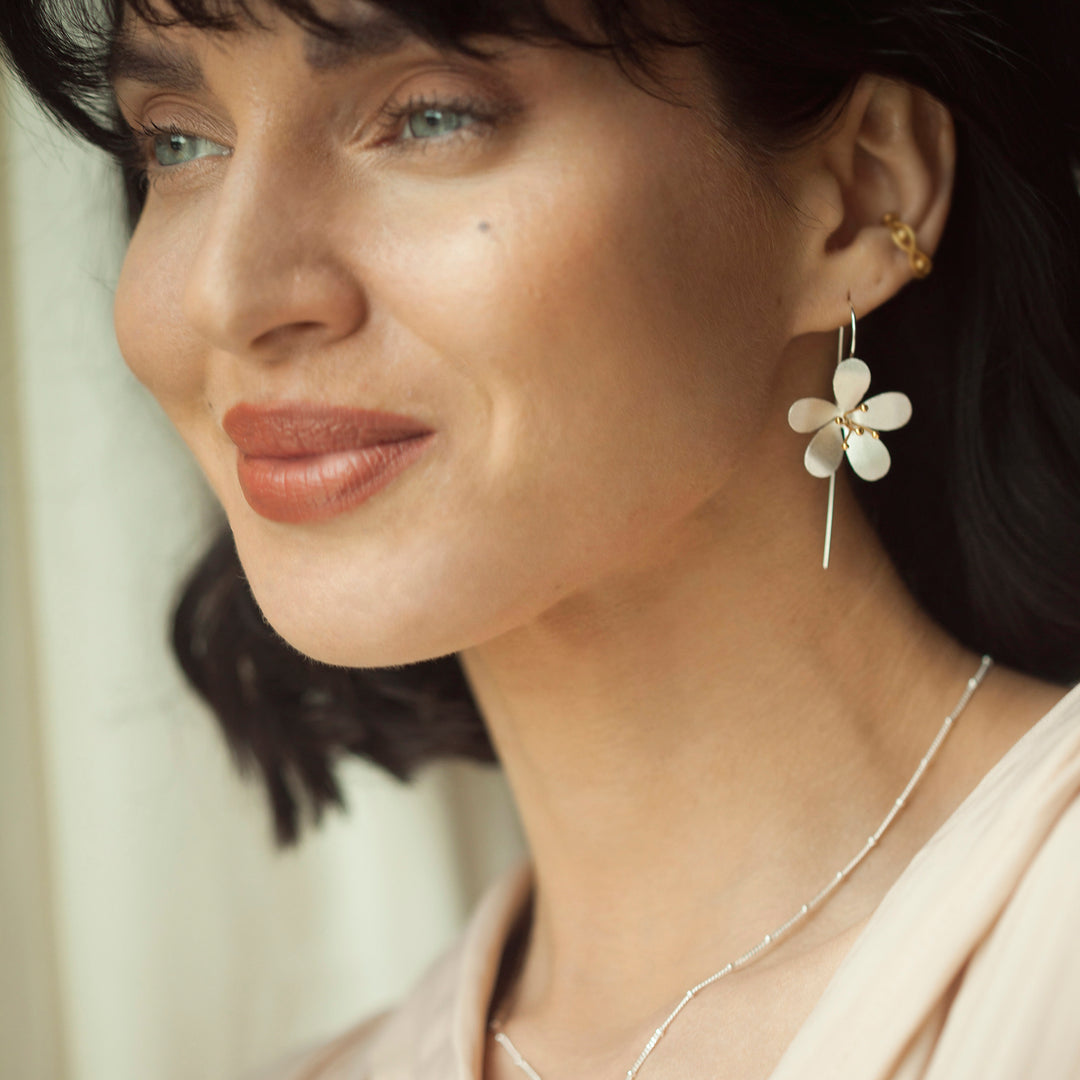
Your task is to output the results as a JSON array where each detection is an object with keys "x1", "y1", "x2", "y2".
[
  {"x1": 0, "y1": 74, "x2": 67, "y2": 1080},
  {"x1": 0, "y1": 73, "x2": 524, "y2": 1080}
]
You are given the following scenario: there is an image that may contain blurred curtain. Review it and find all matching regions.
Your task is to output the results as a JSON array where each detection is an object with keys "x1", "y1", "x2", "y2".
[{"x1": 0, "y1": 73, "x2": 524, "y2": 1080}]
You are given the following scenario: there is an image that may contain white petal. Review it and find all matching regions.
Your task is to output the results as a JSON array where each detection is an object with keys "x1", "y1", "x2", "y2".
[
  {"x1": 845, "y1": 430, "x2": 892, "y2": 481},
  {"x1": 805, "y1": 423, "x2": 845, "y2": 478},
  {"x1": 833, "y1": 358, "x2": 871, "y2": 413},
  {"x1": 788, "y1": 397, "x2": 840, "y2": 434},
  {"x1": 859, "y1": 391, "x2": 912, "y2": 432}
]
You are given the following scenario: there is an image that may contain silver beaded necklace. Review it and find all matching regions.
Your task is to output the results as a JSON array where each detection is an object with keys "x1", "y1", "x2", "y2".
[{"x1": 489, "y1": 655, "x2": 994, "y2": 1080}]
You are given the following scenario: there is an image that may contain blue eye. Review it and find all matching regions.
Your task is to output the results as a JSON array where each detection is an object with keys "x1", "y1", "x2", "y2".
[
  {"x1": 151, "y1": 130, "x2": 228, "y2": 167},
  {"x1": 402, "y1": 107, "x2": 475, "y2": 141},
  {"x1": 129, "y1": 123, "x2": 229, "y2": 171}
]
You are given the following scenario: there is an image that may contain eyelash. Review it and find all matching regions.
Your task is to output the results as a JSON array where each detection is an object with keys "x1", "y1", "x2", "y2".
[{"x1": 120, "y1": 93, "x2": 499, "y2": 185}]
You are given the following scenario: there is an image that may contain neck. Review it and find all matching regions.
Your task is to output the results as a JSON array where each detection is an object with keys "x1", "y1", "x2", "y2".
[{"x1": 459, "y1": 453, "x2": 983, "y2": 1046}]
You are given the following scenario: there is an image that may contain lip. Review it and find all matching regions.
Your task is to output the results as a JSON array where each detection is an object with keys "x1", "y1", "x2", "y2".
[{"x1": 222, "y1": 402, "x2": 435, "y2": 524}]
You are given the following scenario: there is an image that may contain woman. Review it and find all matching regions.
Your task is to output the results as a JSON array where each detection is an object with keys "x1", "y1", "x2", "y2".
[{"x1": 2, "y1": 0, "x2": 1078, "y2": 1077}]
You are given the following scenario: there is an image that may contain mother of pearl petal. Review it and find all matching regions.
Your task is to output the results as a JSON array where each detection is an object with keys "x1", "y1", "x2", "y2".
[
  {"x1": 832, "y1": 358, "x2": 872, "y2": 413},
  {"x1": 805, "y1": 422, "x2": 845, "y2": 478},
  {"x1": 860, "y1": 391, "x2": 913, "y2": 432},
  {"x1": 845, "y1": 430, "x2": 892, "y2": 481},
  {"x1": 788, "y1": 397, "x2": 840, "y2": 434}
]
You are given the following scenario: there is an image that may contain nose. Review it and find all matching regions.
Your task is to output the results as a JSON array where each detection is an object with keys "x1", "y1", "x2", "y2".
[{"x1": 182, "y1": 148, "x2": 368, "y2": 359}]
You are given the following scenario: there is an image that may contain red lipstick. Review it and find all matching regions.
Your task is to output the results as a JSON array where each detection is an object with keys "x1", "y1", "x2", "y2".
[{"x1": 222, "y1": 403, "x2": 435, "y2": 524}]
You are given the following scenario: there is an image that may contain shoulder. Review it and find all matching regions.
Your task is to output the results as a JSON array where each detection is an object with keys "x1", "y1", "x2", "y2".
[
  {"x1": 240, "y1": 939, "x2": 465, "y2": 1080},
  {"x1": 923, "y1": 774, "x2": 1080, "y2": 1076},
  {"x1": 922, "y1": 680, "x2": 1080, "y2": 1075},
  {"x1": 770, "y1": 679, "x2": 1080, "y2": 1080},
  {"x1": 239, "y1": 1009, "x2": 391, "y2": 1080},
  {"x1": 240, "y1": 860, "x2": 532, "y2": 1080}
]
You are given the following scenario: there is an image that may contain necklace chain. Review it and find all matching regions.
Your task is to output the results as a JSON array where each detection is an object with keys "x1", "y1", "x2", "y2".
[{"x1": 489, "y1": 655, "x2": 994, "y2": 1080}]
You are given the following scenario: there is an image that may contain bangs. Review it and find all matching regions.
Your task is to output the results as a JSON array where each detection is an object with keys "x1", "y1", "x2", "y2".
[
  {"x1": 0, "y1": 0, "x2": 675, "y2": 162},
  {"x1": 121, "y1": 0, "x2": 581, "y2": 44}
]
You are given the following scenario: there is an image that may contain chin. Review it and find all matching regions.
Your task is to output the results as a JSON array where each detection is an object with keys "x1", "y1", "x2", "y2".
[
  {"x1": 255, "y1": 602, "x2": 460, "y2": 670},
  {"x1": 230, "y1": 535, "x2": 477, "y2": 670},
  {"x1": 243, "y1": 578, "x2": 453, "y2": 670}
]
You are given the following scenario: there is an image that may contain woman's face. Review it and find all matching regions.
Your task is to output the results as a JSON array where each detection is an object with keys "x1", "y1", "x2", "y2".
[{"x1": 112, "y1": 0, "x2": 799, "y2": 666}]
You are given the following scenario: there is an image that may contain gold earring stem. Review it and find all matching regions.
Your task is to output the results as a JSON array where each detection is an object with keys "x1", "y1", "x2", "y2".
[{"x1": 882, "y1": 213, "x2": 932, "y2": 278}]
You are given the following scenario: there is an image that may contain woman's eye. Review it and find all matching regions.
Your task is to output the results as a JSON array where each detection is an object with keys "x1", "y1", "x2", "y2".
[
  {"x1": 133, "y1": 125, "x2": 229, "y2": 170},
  {"x1": 400, "y1": 106, "x2": 476, "y2": 141},
  {"x1": 152, "y1": 130, "x2": 228, "y2": 167}
]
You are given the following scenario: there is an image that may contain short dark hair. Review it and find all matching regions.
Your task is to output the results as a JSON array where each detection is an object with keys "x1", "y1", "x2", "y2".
[{"x1": 3, "y1": 0, "x2": 1078, "y2": 846}]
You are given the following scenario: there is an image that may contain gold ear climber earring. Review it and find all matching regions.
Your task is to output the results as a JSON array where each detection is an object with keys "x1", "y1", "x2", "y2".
[
  {"x1": 787, "y1": 304, "x2": 913, "y2": 569},
  {"x1": 882, "y1": 212, "x2": 933, "y2": 277}
]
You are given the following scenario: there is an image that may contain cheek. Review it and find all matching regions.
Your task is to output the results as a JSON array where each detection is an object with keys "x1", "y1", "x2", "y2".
[
  {"x1": 114, "y1": 216, "x2": 207, "y2": 421},
  {"x1": 369, "y1": 121, "x2": 780, "y2": 536}
]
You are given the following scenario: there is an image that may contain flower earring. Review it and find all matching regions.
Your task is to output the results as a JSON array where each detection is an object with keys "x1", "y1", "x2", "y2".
[{"x1": 787, "y1": 304, "x2": 912, "y2": 569}]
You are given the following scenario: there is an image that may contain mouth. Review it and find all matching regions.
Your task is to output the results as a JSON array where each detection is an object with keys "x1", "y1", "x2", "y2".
[{"x1": 222, "y1": 402, "x2": 435, "y2": 524}]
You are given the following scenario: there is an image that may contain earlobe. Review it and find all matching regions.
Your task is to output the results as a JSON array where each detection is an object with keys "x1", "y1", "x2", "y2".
[{"x1": 787, "y1": 75, "x2": 956, "y2": 337}]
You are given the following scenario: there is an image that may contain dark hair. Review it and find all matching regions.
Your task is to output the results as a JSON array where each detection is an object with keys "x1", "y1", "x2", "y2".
[{"x1": 2, "y1": 0, "x2": 1078, "y2": 846}]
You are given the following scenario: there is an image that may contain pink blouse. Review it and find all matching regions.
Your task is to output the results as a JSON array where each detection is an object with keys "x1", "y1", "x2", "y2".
[{"x1": 249, "y1": 680, "x2": 1080, "y2": 1080}]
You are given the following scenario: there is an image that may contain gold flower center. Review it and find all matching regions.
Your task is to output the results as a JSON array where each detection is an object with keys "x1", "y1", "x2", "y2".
[{"x1": 832, "y1": 403, "x2": 880, "y2": 450}]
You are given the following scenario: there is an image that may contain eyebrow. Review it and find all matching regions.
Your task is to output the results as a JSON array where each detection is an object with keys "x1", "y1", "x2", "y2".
[
  {"x1": 107, "y1": 11, "x2": 415, "y2": 90},
  {"x1": 304, "y1": 14, "x2": 413, "y2": 71},
  {"x1": 107, "y1": 35, "x2": 204, "y2": 90}
]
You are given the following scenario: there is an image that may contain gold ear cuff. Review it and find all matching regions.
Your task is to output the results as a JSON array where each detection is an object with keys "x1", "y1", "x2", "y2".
[{"x1": 882, "y1": 212, "x2": 932, "y2": 278}]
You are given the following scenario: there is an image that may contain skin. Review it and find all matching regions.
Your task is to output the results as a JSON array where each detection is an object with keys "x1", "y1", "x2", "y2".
[{"x1": 110, "y1": 1, "x2": 1065, "y2": 1077}]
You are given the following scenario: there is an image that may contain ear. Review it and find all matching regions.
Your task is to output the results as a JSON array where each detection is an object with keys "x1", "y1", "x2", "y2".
[{"x1": 785, "y1": 75, "x2": 956, "y2": 337}]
